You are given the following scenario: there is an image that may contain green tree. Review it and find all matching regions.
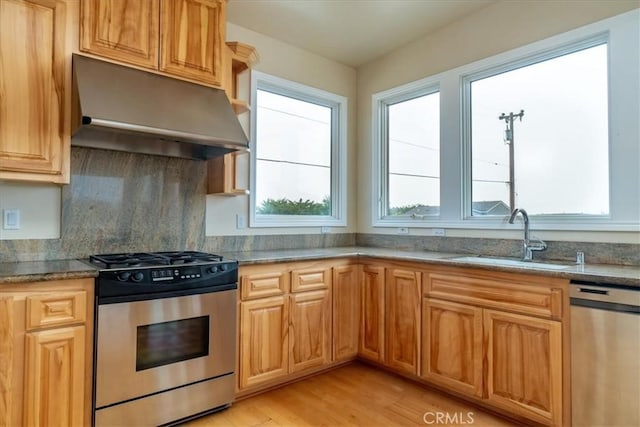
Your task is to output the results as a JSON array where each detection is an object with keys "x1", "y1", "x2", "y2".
[
  {"x1": 389, "y1": 203, "x2": 424, "y2": 215},
  {"x1": 257, "y1": 197, "x2": 331, "y2": 215}
]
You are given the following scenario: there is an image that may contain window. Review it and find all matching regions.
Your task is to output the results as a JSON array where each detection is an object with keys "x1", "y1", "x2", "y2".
[
  {"x1": 467, "y1": 42, "x2": 609, "y2": 217},
  {"x1": 371, "y1": 10, "x2": 639, "y2": 231},
  {"x1": 250, "y1": 72, "x2": 347, "y2": 227},
  {"x1": 373, "y1": 83, "x2": 440, "y2": 224}
]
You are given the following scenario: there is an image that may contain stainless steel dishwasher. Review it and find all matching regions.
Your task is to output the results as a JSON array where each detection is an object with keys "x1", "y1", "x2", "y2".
[{"x1": 570, "y1": 281, "x2": 640, "y2": 426}]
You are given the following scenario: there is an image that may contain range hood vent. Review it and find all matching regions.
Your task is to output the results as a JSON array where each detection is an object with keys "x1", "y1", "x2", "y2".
[{"x1": 71, "y1": 54, "x2": 248, "y2": 160}]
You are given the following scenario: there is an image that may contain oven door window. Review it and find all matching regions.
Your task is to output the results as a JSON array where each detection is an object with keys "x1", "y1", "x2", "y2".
[{"x1": 136, "y1": 315, "x2": 210, "y2": 371}]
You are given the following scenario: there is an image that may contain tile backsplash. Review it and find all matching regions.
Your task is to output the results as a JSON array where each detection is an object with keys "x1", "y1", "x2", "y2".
[{"x1": 0, "y1": 147, "x2": 206, "y2": 261}]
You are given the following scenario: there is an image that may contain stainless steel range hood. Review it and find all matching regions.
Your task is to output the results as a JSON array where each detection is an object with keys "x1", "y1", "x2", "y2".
[{"x1": 71, "y1": 54, "x2": 248, "y2": 160}]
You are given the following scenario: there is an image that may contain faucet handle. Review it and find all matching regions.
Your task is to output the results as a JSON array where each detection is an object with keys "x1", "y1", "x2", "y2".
[{"x1": 529, "y1": 237, "x2": 547, "y2": 251}]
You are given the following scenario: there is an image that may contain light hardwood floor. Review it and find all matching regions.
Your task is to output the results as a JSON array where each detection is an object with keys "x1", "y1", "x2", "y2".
[{"x1": 185, "y1": 362, "x2": 518, "y2": 426}]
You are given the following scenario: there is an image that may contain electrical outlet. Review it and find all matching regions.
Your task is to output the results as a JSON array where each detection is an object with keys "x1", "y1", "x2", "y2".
[
  {"x1": 236, "y1": 214, "x2": 246, "y2": 229},
  {"x1": 321, "y1": 226, "x2": 330, "y2": 234},
  {"x1": 432, "y1": 228, "x2": 446, "y2": 236},
  {"x1": 396, "y1": 227, "x2": 409, "y2": 234},
  {"x1": 3, "y1": 209, "x2": 20, "y2": 230}
]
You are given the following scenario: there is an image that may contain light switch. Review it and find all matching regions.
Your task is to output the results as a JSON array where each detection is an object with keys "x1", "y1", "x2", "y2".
[{"x1": 3, "y1": 209, "x2": 20, "y2": 230}]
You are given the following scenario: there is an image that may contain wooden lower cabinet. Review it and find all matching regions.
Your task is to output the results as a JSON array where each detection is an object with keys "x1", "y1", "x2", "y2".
[
  {"x1": 332, "y1": 265, "x2": 360, "y2": 361},
  {"x1": 238, "y1": 261, "x2": 339, "y2": 392},
  {"x1": 484, "y1": 309, "x2": 562, "y2": 426},
  {"x1": 0, "y1": 279, "x2": 94, "y2": 427},
  {"x1": 238, "y1": 296, "x2": 289, "y2": 389},
  {"x1": 23, "y1": 326, "x2": 86, "y2": 426},
  {"x1": 358, "y1": 265, "x2": 422, "y2": 375},
  {"x1": 385, "y1": 268, "x2": 421, "y2": 375},
  {"x1": 421, "y1": 269, "x2": 567, "y2": 426},
  {"x1": 421, "y1": 298, "x2": 483, "y2": 398},
  {"x1": 289, "y1": 290, "x2": 331, "y2": 373},
  {"x1": 359, "y1": 265, "x2": 385, "y2": 362},
  {"x1": 238, "y1": 259, "x2": 567, "y2": 426}
]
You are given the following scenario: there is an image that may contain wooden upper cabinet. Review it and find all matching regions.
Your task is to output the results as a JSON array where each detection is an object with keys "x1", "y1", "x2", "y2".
[
  {"x1": 0, "y1": 0, "x2": 70, "y2": 183},
  {"x1": 79, "y1": 0, "x2": 225, "y2": 87},
  {"x1": 159, "y1": 0, "x2": 224, "y2": 86},
  {"x1": 80, "y1": 0, "x2": 159, "y2": 70}
]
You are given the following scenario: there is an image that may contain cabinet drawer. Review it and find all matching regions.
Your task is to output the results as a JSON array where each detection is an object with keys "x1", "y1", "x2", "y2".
[
  {"x1": 26, "y1": 291, "x2": 87, "y2": 330},
  {"x1": 291, "y1": 268, "x2": 330, "y2": 293},
  {"x1": 241, "y1": 272, "x2": 287, "y2": 300},
  {"x1": 425, "y1": 273, "x2": 562, "y2": 319}
]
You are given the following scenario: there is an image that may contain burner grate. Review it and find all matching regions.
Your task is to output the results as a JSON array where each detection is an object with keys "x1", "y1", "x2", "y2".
[
  {"x1": 89, "y1": 251, "x2": 223, "y2": 269},
  {"x1": 156, "y1": 251, "x2": 223, "y2": 265}
]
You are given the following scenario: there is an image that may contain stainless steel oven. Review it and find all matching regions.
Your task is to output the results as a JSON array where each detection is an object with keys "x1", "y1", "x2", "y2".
[{"x1": 89, "y1": 252, "x2": 237, "y2": 426}]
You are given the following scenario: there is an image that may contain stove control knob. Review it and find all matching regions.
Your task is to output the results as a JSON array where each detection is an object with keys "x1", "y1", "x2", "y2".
[
  {"x1": 208, "y1": 265, "x2": 220, "y2": 274},
  {"x1": 131, "y1": 272, "x2": 144, "y2": 282},
  {"x1": 220, "y1": 263, "x2": 228, "y2": 272},
  {"x1": 117, "y1": 272, "x2": 131, "y2": 282}
]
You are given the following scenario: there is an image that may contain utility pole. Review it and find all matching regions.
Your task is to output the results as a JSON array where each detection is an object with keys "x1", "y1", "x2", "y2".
[{"x1": 499, "y1": 110, "x2": 524, "y2": 210}]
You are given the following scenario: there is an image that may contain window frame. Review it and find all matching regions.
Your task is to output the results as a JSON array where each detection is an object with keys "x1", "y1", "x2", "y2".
[
  {"x1": 461, "y1": 34, "x2": 611, "y2": 224},
  {"x1": 372, "y1": 79, "x2": 441, "y2": 226},
  {"x1": 249, "y1": 71, "x2": 348, "y2": 228},
  {"x1": 370, "y1": 10, "x2": 639, "y2": 232}
]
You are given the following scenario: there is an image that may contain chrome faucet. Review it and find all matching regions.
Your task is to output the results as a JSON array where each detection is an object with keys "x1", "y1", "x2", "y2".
[{"x1": 508, "y1": 208, "x2": 547, "y2": 261}]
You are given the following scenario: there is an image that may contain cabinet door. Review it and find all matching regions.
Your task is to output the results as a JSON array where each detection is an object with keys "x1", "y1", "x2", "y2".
[
  {"x1": 80, "y1": 0, "x2": 159, "y2": 70},
  {"x1": 421, "y1": 298, "x2": 483, "y2": 398},
  {"x1": 359, "y1": 265, "x2": 385, "y2": 362},
  {"x1": 160, "y1": 0, "x2": 224, "y2": 86},
  {"x1": 23, "y1": 326, "x2": 86, "y2": 427},
  {"x1": 0, "y1": 0, "x2": 69, "y2": 182},
  {"x1": 386, "y1": 268, "x2": 421, "y2": 374},
  {"x1": 289, "y1": 290, "x2": 331, "y2": 373},
  {"x1": 0, "y1": 296, "x2": 15, "y2": 426},
  {"x1": 239, "y1": 296, "x2": 288, "y2": 389},
  {"x1": 484, "y1": 309, "x2": 562, "y2": 426},
  {"x1": 332, "y1": 265, "x2": 360, "y2": 361}
]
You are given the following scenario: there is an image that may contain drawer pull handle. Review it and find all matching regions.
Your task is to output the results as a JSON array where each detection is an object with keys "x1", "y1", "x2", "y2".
[{"x1": 579, "y1": 288, "x2": 608, "y2": 295}]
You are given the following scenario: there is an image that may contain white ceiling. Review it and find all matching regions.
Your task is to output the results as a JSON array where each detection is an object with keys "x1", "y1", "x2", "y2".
[{"x1": 226, "y1": 0, "x2": 496, "y2": 68}]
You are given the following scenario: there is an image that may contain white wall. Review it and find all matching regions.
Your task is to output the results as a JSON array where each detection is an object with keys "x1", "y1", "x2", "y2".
[
  {"x1": 356, "y1": 1, "x2": 640, "y2": 244},
  {"x1": 0, "y1": 182, "x2": 60, "y2": 240},
  {"x1": 205, "y1": 23, "x2": 358, "y2": 236}
]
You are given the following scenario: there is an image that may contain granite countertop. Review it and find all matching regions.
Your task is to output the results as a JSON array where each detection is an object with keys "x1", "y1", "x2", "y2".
[
  {"x1": 0, "y1": 259, "x2": 98, "y2": 284},
  {"x1": 227, "y1": 246, "x2": 640, "y2": 288},
  {"x1": 0, "y1": 247, "x2": 638, "y2": 288}
]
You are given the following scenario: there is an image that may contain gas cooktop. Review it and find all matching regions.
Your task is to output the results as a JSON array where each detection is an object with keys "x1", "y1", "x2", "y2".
[
  {"x1": 89, "y1": 251, "x2": 224, "y2": 269},
  {"x1": 90, "y1": 251, "x2": 238, "y2": 301}
]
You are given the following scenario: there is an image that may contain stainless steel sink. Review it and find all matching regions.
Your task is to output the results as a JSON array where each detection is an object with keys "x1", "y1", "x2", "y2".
[{"x1": 449, "y1": 256, "x2": 571, "y2": 270}]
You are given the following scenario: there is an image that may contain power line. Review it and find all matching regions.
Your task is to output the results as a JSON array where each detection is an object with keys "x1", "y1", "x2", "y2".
[
  {"x1": 258, "y1": 105, "x2": 330, "y2": 125},
  {"x1": 473, "y1": 178, "x2": 510, "y2": 184},
  {"x1": 389, "y1": 138, "x2": 439, "y2": 152},
  {"x1": 257, "y1": 157, "x2": 330, "y2": 169},
  {"x1": 389, "y1": 171, "x2": 439, "y2": 180}
]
